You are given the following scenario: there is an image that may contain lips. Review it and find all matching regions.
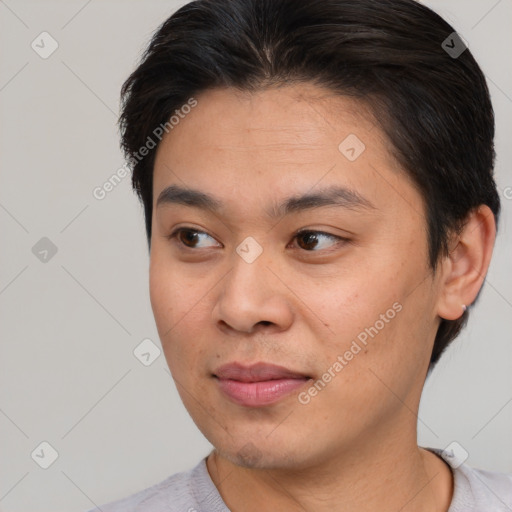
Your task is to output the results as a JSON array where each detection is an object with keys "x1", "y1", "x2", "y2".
[{"x1": 213, "y1": 362, "x2": 312, "y2": 407}]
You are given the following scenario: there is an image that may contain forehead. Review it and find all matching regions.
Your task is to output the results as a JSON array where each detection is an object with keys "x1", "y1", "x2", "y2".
[
  {"x1": 157, "y1": 84, "x2": 380, "y2": 154},
  {"x1": 152, "y1": 84, "x2": 420, "y2": 219}
]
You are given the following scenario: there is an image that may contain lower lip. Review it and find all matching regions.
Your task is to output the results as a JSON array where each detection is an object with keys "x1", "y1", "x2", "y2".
[{"x1": 215, "y1": 377, "x2": 310, "y2": 407}]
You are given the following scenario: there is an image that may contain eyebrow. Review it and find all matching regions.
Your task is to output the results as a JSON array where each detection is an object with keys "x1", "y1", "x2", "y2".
[{"x1": 156, "y1": 184, "x2": 375, "y2": 218}]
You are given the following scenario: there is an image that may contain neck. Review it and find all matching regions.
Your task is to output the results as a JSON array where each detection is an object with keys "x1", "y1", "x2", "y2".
[{"x1": 206, "y1": 427, "x2": 453, "y2": 512}]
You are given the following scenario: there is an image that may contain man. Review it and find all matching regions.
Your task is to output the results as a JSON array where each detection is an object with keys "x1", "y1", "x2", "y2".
[{"x1": 89, "y1": 0, "x2": 511, "y2": 510}]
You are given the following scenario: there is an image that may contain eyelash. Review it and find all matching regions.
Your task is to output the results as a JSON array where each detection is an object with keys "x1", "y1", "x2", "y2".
[{"x1": 166, "y1": 227, "x2": 349, "y2": 253}]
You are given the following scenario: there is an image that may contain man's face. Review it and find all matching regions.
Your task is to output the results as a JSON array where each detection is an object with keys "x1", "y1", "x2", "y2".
[{"x1": 149, "y1": 85, "x2": 442, "y2": 470}]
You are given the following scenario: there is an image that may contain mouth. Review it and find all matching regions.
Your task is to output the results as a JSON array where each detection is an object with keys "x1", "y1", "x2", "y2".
[{"x1": 212, "y1": 362, "x2": 313, "y2": 407}]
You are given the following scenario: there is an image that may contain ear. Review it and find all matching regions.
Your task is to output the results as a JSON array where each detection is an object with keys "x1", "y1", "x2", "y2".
[{"x1": 436, "y1": 205, "x2": 497, "y2": 321}]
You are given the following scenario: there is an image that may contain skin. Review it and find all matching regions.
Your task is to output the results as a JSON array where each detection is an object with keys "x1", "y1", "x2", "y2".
[{"x1": 149, "y1": 84, "x2": 496, "y2": 511}]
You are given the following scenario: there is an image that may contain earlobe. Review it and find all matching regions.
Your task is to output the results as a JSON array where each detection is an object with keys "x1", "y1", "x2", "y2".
[{"x1": 436, "y1": 205, "x2": 496, "y2": 321}]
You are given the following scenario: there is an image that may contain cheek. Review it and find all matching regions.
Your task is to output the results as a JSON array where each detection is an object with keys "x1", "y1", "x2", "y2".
[
  {"x1": 149, "y1": 252, "x2": 212, "y2": 375},
  {"x1": 320, "y1": 283, "x2": 434, "y2": 425},
  {"x1": 149, "y1": 247, "x2": 196, "y2": 328},
  {"x1": 312, "y1": 257, "x2": 428, "y2": 375},
  {"x1": 148, "y1": 260, "x2": 174, "y2": 332}
]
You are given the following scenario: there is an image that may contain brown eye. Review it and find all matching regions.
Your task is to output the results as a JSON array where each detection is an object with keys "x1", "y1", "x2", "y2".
[
  {"x1": 168, "y1": 228, "x2": 219, "y2": 249},
  {"x1": 293, "y1": 230, "x2": 347, "y2": 252},
  {"x1": 177, "y1": 229, "x2": 200, "y2": 247}
]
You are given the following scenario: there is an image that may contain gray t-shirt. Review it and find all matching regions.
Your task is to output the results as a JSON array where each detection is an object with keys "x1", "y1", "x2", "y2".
[{"x1": 87, "y1": 448, "x2": 512, "y2": 511}]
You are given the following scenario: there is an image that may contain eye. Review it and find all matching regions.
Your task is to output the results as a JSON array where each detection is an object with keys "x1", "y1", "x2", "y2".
[
  {"x1": 167, "y1": 227, "x2": 220, "y2": 249},
  {"x1": 291, "y1": 229, "x2": 347, "y2": 252},
  {"x1": 166, "y1": 227, "x2": 349, "y2": 253}
]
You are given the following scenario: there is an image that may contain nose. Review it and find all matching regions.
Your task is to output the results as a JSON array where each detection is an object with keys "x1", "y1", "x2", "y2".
[{"x1": 212, "y1": 247, "x2": 294, "y2": 335}]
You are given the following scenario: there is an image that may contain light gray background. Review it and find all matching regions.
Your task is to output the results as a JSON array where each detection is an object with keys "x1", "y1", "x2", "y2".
[{"x1": 0, "y1": 1, "x2": 511, "y2": 511}]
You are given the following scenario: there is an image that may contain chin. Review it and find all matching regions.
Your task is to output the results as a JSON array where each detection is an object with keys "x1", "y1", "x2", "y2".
[{"x1": 214, "y1": 436, "x2": 307, "y2": 470}]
